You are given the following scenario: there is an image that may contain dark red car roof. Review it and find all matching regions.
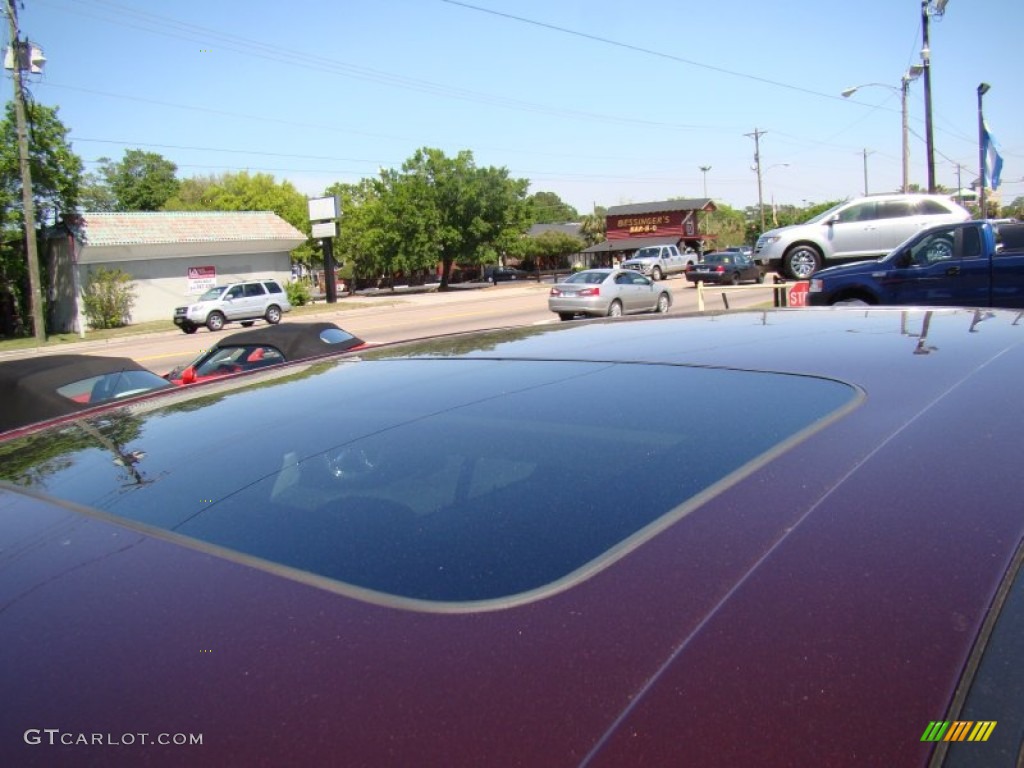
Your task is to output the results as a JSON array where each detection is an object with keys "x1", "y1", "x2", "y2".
[{"x1": 0, "y1": 308, "x2": 1021, "y2": 767}]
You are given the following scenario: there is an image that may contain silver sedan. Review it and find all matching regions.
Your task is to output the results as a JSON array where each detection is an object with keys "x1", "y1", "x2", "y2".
[{"x1": 548, "y1": 268, "x2": 672, "y2": 321}]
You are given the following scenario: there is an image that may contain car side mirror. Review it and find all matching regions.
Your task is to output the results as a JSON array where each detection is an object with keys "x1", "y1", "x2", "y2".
[
  {"x1": 895, "y1": 251, "x2": 913, "y2": 268},
  {"x1": 181, "y1": 366, "x2": 196, "y2": 385},
  {"x1": 826, "y1": 215, "x2": 839, "y2": 226}
]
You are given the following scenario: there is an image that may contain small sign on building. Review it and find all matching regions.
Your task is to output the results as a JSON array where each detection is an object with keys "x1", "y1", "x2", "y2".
[{"x1": 187, "y1": 265, "x2": 217, "y2": 294}]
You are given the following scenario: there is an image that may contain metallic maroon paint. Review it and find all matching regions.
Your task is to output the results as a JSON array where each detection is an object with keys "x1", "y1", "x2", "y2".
[{"x1": 1, "y1": 308, "x2": 1022, "y2": 767}]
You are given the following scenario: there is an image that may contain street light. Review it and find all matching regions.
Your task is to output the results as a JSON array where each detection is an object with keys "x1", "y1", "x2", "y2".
[
  {"x1": 753, "y1": 163, "x2": 790, "y2": 228},
  {"x1": 978, "y1": 82, "x2": 991, "y2": 219},
  {"x1": 842, "y1": 65, "x2": 923, "y2": 193},
  {"x1": 699, "y1": 165, "x2": 711, "y2": 199}
]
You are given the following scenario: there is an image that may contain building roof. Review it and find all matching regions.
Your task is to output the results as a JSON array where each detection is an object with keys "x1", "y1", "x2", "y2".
[
  {"x1": 527, "y1": 222, "x2": 583, "y2": 238},
  {"x1": 606, "y1": 199, "x2": 716, "y2": 216},
  {"x1": 582, "y1": 236, "x2": 684, "y2": 254},
  {"x1": 65, "y1": 211, "x2": 307, "y2": 247}
]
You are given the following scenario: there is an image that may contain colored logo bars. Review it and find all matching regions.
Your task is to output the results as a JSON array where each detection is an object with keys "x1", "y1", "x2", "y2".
[{"x1": 921, "y1": 721, "x2": 996, "y2": 742}]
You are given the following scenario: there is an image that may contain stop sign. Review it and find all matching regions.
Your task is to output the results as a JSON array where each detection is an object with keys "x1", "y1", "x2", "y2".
[{"x1": 788, "y1": 281, "x2": 810, "y2": 307}]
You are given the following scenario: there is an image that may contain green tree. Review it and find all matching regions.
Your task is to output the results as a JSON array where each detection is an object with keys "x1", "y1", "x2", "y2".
[
  {"x1": 0, "y1": 100, "x2": 83, "y2": 335},
  {"x1": 524, "y1": 230, "x2": 584, "y2": 270},
  {"x1": 164, "y1": 171, "x2": 314, "y2": 265},
  {"x1": 579, "y1": 209, "x2": 607, "y2": 246},
  {"x1": 164, "y1": 171, "x2": 306, "y2": 229},
  {"x1": 328, "y1": 179, "x2": 401, "y2": 289},
  {"x1": 528, "y1": 191, "x2": 578, "y2": 224},
  {"x1": 701, "y1": 203, "x2": 747, "y2": 248},
  {"x1": 79, "y1": 170, "x2": 117, "y2": 211},
  {"x1": 94, "y1": 149, "x2": 179, "y2": 211},
  {"x1": 1004, "y1": 196, "x2": 1024, "y2": 220},
  {"x1": 367, "y1": 148, "x2": 531, "y2": 290}
]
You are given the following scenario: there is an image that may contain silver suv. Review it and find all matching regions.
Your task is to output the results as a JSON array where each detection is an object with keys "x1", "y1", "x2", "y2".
[
  {"x1": 173, "y1": 279, "x2": 292, "y2": 334},
  {"x1": 754, "y1": 194, "x2": 972, "y2": 279}
]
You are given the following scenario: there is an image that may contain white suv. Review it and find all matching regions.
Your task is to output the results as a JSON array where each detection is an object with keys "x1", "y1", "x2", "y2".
[
  {"x1": 173, "y1": 279, "x2": 292, "y2": 334},
  {"x1": 754, "y1": 194, "x2": 972, "y2": 279}
]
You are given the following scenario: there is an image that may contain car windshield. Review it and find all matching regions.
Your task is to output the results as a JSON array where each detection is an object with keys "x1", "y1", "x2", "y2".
[
  {"x1": 0, "y1": 357, "x2": 858, "y2": 607},
  {"x1": 802, "y1": 201, "x2": 850, "y2": 225},
  {"x1": 632, "y1": 247, "x2": 660, "y2": 259},
  {"x1": 197, "y1": 286, "x2": 226, "y2": 301}
]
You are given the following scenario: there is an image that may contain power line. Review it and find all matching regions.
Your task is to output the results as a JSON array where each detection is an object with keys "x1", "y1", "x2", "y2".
[
  {"x1": 442, "y1": 0, "x2": 852, "y2": 103},
  {"x1": 71, "y1": 137, "x2": 391, "y2": 166},
  {"x1": 38, "y1": 0, "x2": 721, "y2": 133}
]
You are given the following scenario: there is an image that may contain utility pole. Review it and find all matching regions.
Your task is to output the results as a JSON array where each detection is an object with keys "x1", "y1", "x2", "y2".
[
  {"x1": 900, "y1": 66, "x2": 923, "y2": 192},
  {"x1": 699, "y1": 165, "x2": 711, "y2": 199},
  {"x1": 861, "y1": 149, "x2": 873, "y2": 195},
  {"x1": 745, "y1": 129, "x2": 766, "y2": 232},
  {"x1": 920, "y1": 0, "x2": 950, "y2": 193},
  {"x1": 4, "y1": 0, "x2": 46, "y2": 341}
]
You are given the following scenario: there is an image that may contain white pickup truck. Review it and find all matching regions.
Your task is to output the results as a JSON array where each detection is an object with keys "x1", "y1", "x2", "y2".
[{"x1": 621, "y1": 244, "x2": 691, "y2": 280}]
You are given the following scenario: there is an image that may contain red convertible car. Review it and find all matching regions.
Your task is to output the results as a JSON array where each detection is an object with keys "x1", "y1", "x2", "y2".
[
  {"x1": 0, "y1": 308, "x2": 1021, "y2": 767},
  {"x1": 165, "y1": 321, "x2": 366, "y2": 384}
]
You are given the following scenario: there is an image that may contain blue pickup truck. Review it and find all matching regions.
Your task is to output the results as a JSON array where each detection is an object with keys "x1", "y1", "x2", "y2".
[{"x1": 808, "y1": 220, "x2": 1024, "y2": 308}]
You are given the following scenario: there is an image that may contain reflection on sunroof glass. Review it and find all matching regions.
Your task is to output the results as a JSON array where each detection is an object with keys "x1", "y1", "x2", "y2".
[{"x1": 0, "y1": 359, "x2": 857, "y2": 606}]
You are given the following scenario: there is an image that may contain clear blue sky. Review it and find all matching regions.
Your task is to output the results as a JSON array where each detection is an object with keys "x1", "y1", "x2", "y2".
[{"x1": 11, "y1": 0, "x2": 1023, "y2": 216}]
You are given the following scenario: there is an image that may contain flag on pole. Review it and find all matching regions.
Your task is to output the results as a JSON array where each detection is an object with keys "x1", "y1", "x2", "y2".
[{"x1": 983, "y1": 120, "x2": 1004, "y2": 190}]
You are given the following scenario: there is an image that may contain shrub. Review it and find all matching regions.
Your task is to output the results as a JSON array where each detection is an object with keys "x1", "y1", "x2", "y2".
[
  {"x1": 286, "y1": 280, "x2": 312, "y2": 306},
  {"x1": 82, "y1": 267, "x2": 136, "y2": 329}
]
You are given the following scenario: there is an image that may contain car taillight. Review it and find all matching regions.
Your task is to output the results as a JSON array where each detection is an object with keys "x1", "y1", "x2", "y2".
[
  {"x1": 715, "y1": 265, "x2": 725, "y2": 272},
  {"x1": 549, "y1": 288, "x2": 559, "y2": 296},
  {"x1": 685, "y1": 264, "x2": 694, "y2": 272},
  {"x1": 579, "y1": 287, "x2": 599, "y2": 296}
]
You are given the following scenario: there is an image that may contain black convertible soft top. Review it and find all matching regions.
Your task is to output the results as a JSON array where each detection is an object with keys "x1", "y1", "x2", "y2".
[
  {"x1": 210, "y1": 322, "x2": 364, "y2": 360},
  {"x1": 0, "y1": 354, "x2": 171, "y2": 432}
]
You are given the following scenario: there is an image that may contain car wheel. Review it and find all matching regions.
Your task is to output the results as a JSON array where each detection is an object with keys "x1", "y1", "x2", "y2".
[
  {"x1": 607, "y1": 300, "x2": 623, "y2": 318},
  {"x1": 651, "y1": 266, "x2": 663, "y2": 281},
  {"x1": 206, "y1": 312, "x2": 226, "y2": 332},
  {"x1": 181, "y1": 324, "x2": 198, "y2": 335},
  {"x1": 655, "y1": 293, "x2": 670, "y2": 314},
  {"x1": 756, "y1": 271, "x2": 766, "y2": 284},
  {"x1": 729, "y1": 272, "x2": 740, "y2": 285},
  {"x1": 558, "y1": 312, "x2": 574, "y2": 321},
  {"x1": 240, "y1": 321, "x2": 255, "y2": 327},
  {"x1": 783, "y1": 246, "x2": 821, "y2": 280},
  {"x1": 265, "y1": 305, "x2": 282, "y2": 324}
]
